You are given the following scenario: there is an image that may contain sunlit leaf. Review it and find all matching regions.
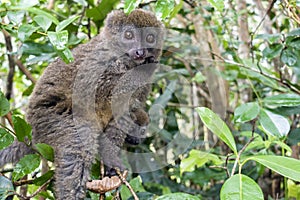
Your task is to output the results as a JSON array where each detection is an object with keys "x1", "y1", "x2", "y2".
[
  {"x1": 27, "y1": 7, "x2": 59, "y2": 24},
  {"x1": 56, "y1": 16, "x2": 79, "y2": 32},
  {"x1": 34, "y1": 15, "x2": 52, "y2": 31},
  {"x1": 259, "y1": 109, "x2": 290, "y2": 137},
  {"x1": 12, "y1": 154, "x2": 40, "y2": 181},
  {"x1": 7, "y1": 10, "x2": 25, "y2": 24},
  {"x1": 207, "y1": 0, "x2": 224, "y2": 12},
  {"x1": 155, "y1": 0, "x2": 175, "y2": 20},
  {"x1": 0, "y1": 128, "x2": 14, "y2": 151},
  {"x1": 250, "y1": 155, "x2": 300, "y2": 182},
  {"x1": 196, "y1": 107, "x2": 237, "y2": 154},
  {"x1": 180, "y1": 150, "x2": 222, "y2": 175},
  {"x1": 220, "y1": 174, "x2": 263, "y2": 200},
  {"x1": 124, "y1": 0, "x2": 141, "y2": 14},
  {"x1": 18, "y1": 24, "x2": 38, "y2": 42}
]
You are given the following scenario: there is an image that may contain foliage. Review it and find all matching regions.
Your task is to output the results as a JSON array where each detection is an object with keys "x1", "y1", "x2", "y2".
[{"x1": 0, "y1": 0, "x2": 300, "y2": 199}]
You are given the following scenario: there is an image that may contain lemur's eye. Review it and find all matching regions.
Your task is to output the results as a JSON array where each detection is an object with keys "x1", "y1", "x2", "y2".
[
  {"x1": 124, "y1": 30, "x2": 134, "y2": 39},
  {"x1": 146, "y1": 34, "x2": 155, "y2": 43}
]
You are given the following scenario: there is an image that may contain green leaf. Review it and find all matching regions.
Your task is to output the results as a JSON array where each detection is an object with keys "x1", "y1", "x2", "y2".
[
  {"x1": 7, "y1": 10, "x2": 25, "y2": 24},
  {"x1": 262, "y1": 43, "x2": 284, "y2": 59},
  {"x1": 156, "y1": 193, "x2": 201, "y2": 200},
  {"x1": 48, "y1": 31, "x2": 69, "y2": 51},
  {"x1": 288, "y1": 37, "x2": 300, "y2": 50},
  {"x1": 220, "y1": 174, "x2": 263, "y2": 200},
  {"x1": 34, "y1": 15, "x2": 52, "y2": 31},
  {"x1": 250, "y1": 155, "x2": 300, "y2": 182},
  {"x1": 196, "y1": 107, "x2": 237, "y2": 155},
  {"x1": 234, "y1": 102, "x2": 260, "y2": 123},
  {"x1": 263, "y1": 93, "x2": 300, "y2": 107},
  {"x1": 287, "y1": 28, "x2": 300, "y2": 37},
  {"x1": 192, "y1": 72, "x2": 206, "y2": 83},
  {"x1": 56, "y1": 16, "x2": 79, "y2": 32},
  {"x1": 155, "y1": 0, "x2": 175, "y2": 20},
  {"x1": 56, "y1": 48, "x2": 74, "y2": 64},
  {"x1": 207, "y1": 0, "x2": 224, "y2": 12},
  {"x1": 12, "y1": 115, "x2": 32, "y2": 142},
  {"x1": 0, "y1": 176, "x2": 14, "y2": 200},
  {"x1": 10, "y1": 0, "x2": 39, "y2": 9},
  {"x1": 124, "y1": 0, "x2": 142, "y2": 14},
  {"x1": 120, "y1": 176, "x2": 145, "y2": 200},
  {"x1": 259, "y1": 109, "x2": 290, "y2": 137},
  {"x1": 27, "y1": 7, "x2": 59, "y2": 25},
  {"x1": 180, "y1": 149, "x2": 222, "y2": 175},
  {"x1": 281, "y1": 48, "x2": 297, "y2": 66},
  {"x1": 48, "y1": 31, "x2": 74, "y2": 63},
  {"x1": 18, "y1": 24, "x2": 37, "y2": 42},
  {"x1": 0, "y1": 128, "x2": 14, "y2": 151},
  {"x1": 12, "y1": 154, "x2": 40, "y2": 181},
  {"x1": 33, "y1": 170, "x2": 54, "y2": 186},
  {"x1": 35, "y1": 143, "x2": 54, "y2": 162},
  {"x1": 0, "y1": 91, "x2": 10, "y2": 117},
  {"x1": 86, "y1": 0, "x2": 118, "y2": 21},
  {"x1": 153, "y1": 80, "x2": 177, "y2": 108}
]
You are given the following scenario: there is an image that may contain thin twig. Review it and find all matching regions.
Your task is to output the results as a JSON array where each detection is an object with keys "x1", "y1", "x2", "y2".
[
  {"x1": 15, "y1": 60, "x2": 36, "y2": 84},
  {"x1": 115, "y1": 168, "x2": 139, "y2": 200}
]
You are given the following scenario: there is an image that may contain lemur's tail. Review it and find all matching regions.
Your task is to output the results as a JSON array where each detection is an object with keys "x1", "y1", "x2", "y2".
[{"x1": 0, "y1": 141, "x2": 33, "y2": 167}]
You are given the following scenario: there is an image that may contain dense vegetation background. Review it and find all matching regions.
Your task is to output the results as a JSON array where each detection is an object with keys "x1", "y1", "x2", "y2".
[{"x1": 0, "y1": 0, "x2": 300, "y2": 199}]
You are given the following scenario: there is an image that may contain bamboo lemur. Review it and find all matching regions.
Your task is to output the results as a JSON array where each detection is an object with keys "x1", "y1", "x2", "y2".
[{"x1": 0, "y1": 9, "x2": 164, "y2": 199}]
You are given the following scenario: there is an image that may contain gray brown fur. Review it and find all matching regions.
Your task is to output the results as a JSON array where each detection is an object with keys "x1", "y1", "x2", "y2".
[{"x1": 0, "y1": 9, "x2": 163, "y2": 199}]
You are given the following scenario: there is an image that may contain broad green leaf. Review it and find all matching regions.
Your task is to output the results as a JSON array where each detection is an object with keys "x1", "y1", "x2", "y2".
[
  {"x1": 27, "y1": 7, "x2": 59, "y2": 25},
  {"x1": 180, "y1": 149, "x2": 222, "y2": 175},
  {"x1": 255, "y1": 33, "x2": 281, "y2": 44},
  {"x1": 124, "y1": 0, "x2": 142, "y2": 14},
  {"x1": 34, "y1": 15, "x2": 52, "y2": 31},
  {"x1": 48, "y1": 31, "x2": 74, "y2": 63},
  {"x1": 0, "y1": 176, "x2": 14, "y2": 200},
  {"x1": 10, "y1": 0, "x2": 39, "y2": 9},
  {"x1": 12, "y1": 115, "x2": 32, "y2": 142},
  {"x1": 234, "y1": 102, "x2": 260, "y2": 123},
  {"x1": 56, "y1": 16, "x2": 79, "y2": 32},
  {"x1": 250, "y1": 155, "x2": 300, "y2": 182},
  {"x1": 289, "y1": 37, "x2": 300, "y2": 50},
  {"x1": 287, "y1": 28, "x2": 300, "y2": 37},
  {"x1": 12, "y1": 154, "x2": 40, "y2": 181},
  {"x1": 86, "y1": 0, "x2": 118, "y2": 21},
  {"x1": 196, "y1": 107, "x2": 237, "y2": 155},
  {"x1": 48, "y1": 31, "x2": 69, "y2": 51},
  {"x1": 281, "y1": 48, "x2": 297, "y2": 66},
  {"x1": 0, "y1": 128, "x2": 14, "y2": 151},
  {"x1": 263, "y1": 93, "x2": 300, "y2": 107},
  {"x1": 35, "y1": 143, "x2": 54, "y2": 162},
  {"x1": 0, "y1": 91, "x2": 10, "y2": 116},
  {"x1": 156, "y1": 193, "x2": 201, "y2": 200},
  {"x1": 207, "y1": 0, "x2": 224, "y2": 12},
  {"x1": 220, "y1": 174, "x2": 263, "y2": 200},
  {"x1": 21, "y1": 42, "x2": 54, "y2": 55},
  {"x1": 33, "y1": 170, "x2": 54, "y2": 186},
  {"x1": 262, "y1": 43, "x2": 284, "y2": 59},
  {"x1": 259, "y1": 109, "x2": 290, "y2": 137},
  {"x1": 7, "y1": 10, "x2": 25, "y2": 24},
  {"x1": 155, "y1": 0, "x2": 175, "y2": 20},
  {"x1": 273, "y1": 141, "x2": 292, "y2": 155},
  {"x1": 18, "y1": 24, "x2": 37, "y2": 42}
]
